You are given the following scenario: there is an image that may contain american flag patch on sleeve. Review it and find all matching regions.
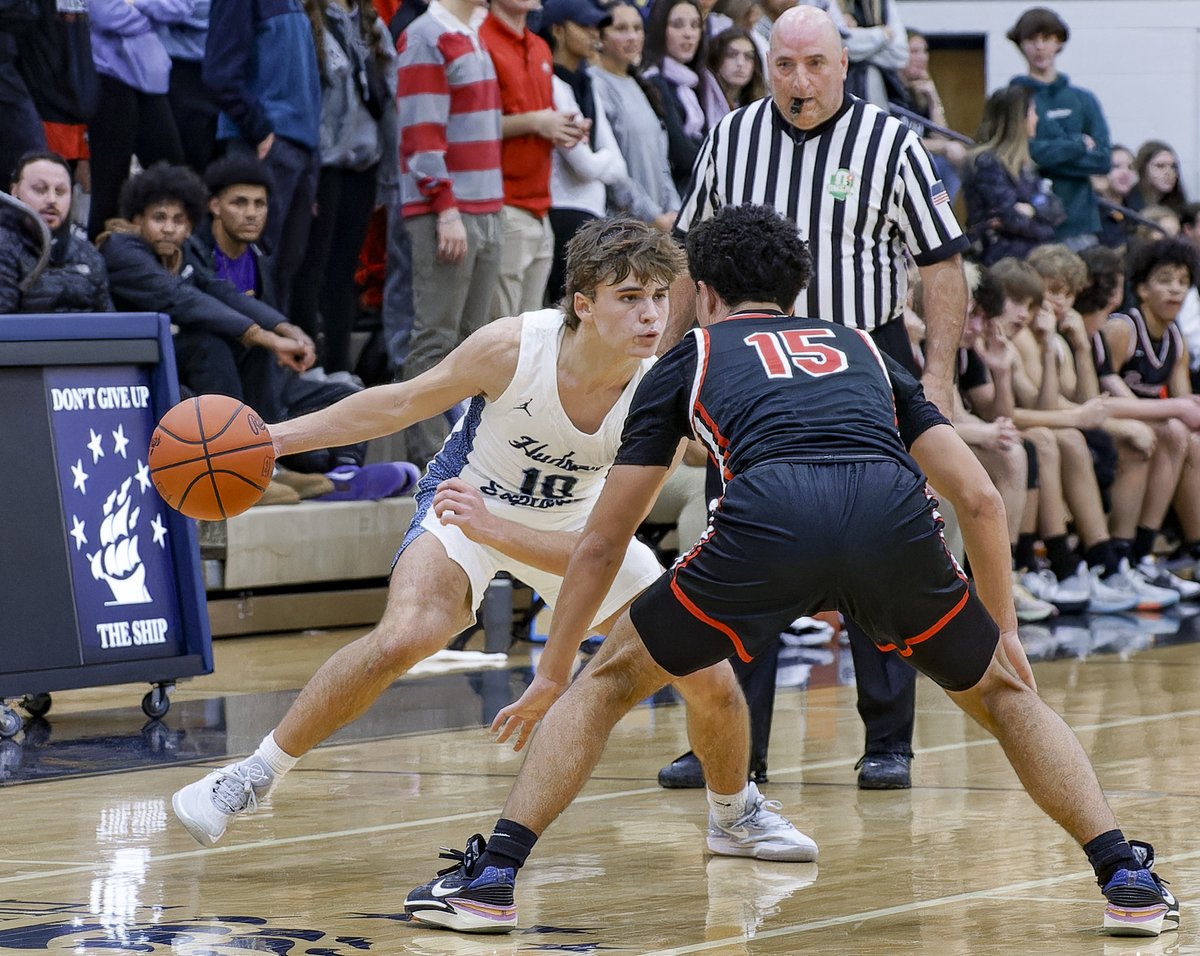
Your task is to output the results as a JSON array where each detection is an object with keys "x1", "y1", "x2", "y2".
[{"x1": 931, "y1": 180, "x2": 950, "y2": 206}]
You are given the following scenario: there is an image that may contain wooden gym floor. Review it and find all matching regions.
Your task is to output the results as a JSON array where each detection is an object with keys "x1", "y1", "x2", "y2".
[{"x1": 2, "y1": 610, "x2": 1199, "y2": 955}]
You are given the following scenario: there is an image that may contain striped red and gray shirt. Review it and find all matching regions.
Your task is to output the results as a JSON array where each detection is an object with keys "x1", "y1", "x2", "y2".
[{"x1": 396, "y1": 1, "x2": 504, "y2": 218}]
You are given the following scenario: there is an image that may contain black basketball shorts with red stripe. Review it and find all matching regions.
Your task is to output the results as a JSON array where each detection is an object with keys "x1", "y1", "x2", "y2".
[{"x1": 630, "y1": 459, "x2": 999, "y2": 692}]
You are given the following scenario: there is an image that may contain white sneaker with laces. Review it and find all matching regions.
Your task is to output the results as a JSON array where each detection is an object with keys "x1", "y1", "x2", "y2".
[
  {"x1": 172, "y1": 760, "x2": 272, "y2": 847},
  {"x1": 1107, "y1": 558, "x2": 1179, "y2": 611},
  {"x1": 1020, "y1": 568, "x2": 1089, "y2": 614},
  {"x1": 1059, "y1": 562, "x2": 1137, "y2": 614},
  {"x1": 1012, "y1": 573, "x2": 1055, "y2": 622},
  {"x1": 1137, "y1": 556, "x2": 1200, "y2": 600},
  {"x1": 706, "y1": 782, "x2": 818, "y2": 862}
]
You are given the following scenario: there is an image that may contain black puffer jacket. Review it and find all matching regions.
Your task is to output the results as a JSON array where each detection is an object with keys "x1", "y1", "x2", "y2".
[
  {"x1": 0, "y1": 208, "x2": 113, "y2": 313},
  {"x1": 98, "y1": 228, "x2": 284, "y2": 338}
]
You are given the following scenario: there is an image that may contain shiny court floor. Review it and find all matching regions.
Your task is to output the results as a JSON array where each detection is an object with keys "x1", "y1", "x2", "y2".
[{"x1": 1, "y1": 609, "x2": 1199, "y2": 954}]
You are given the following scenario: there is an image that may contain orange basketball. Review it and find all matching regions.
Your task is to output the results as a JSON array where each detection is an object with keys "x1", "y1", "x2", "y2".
[{"x1": 148, "y1": 395, "x2": 275, "y2": 520}]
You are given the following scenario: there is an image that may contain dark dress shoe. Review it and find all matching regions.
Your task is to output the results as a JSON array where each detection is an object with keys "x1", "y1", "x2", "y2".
[
  {"x1": 855, "y1": 752, "x2": 912, "y2": 789},
  {"x1": 657, "y1": 751, "x2": 705, "y2": 788}
]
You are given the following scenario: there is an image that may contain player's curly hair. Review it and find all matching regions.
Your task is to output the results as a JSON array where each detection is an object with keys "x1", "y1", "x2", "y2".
[
  {"x1": 685, "y1": 204, "x2": 812, "y2": 310},
  {"x1": 1127, "y1": 236, "x2": 1199, "y2": 290},
  {"x1": 118, "y1": 161, "x2": 208, "y2": 225},
  {"x1": 1075, "y1": 245, "x2": 1125, "y2": 315},
  {"x1": 560, "y1": 217, "x2": 688, "y2": 330}
]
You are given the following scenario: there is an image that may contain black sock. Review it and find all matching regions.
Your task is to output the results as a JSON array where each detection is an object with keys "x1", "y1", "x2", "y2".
[
  {"x1": 476, "y1": 819, "x2": 539, "y2": 874},
  {"x1": 1045, "y1": 535, "x2": 1077, "y2": 580},
  {"x1": 1111, "y1": 538, "x2": 1132, "y2": 564},
  {"x1": 1187, "y1": 540, "x2": 1200, "y2": 561},
  {"x1": 1133, "y1": 527, "x2": 1159, "y2": 564},
  {"x1": 1084, "y1": 828, "x2": 1140, "y2": 887},
  {"x1": 1015, "y1": 534, "x2": 1038, "y2": 572},
  {"x1": 1084, "y1": 539, "x2": 1120, "y2": 578}
]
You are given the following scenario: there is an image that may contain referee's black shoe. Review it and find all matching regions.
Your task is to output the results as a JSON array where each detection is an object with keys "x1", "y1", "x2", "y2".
[
  {"x1": 855, "y1": 753, "x2": 912, "y2": 790},
  {"x1": 657, "y1": 751, "x2": 769, "y2": 788}
]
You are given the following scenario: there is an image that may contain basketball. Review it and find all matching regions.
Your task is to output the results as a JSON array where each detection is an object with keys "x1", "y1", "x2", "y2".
[{"x1": 148, "y1": 395, "x2": 275, "y2": 520}]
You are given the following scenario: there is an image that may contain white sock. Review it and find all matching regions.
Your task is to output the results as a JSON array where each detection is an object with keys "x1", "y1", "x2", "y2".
[
  {"x1": 707, "y1": 784, "x2": 750, "y2": 827},
  {"x1": 253, "y1": 730, "x2": 300, "y2": 778}
]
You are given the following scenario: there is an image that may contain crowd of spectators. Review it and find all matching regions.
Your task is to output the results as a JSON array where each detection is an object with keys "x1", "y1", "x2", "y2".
[{"x1": 3, "y1": 0, "x2": 1200, "y2": 562}]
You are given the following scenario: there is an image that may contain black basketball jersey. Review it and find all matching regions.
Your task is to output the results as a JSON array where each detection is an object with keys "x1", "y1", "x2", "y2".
[
  {"x1": 615, "y1": 311, "x2": 948, "y2": 488},
  {"x1": 1115, "y1": 309, "x2": 1183, "y2": 399}
]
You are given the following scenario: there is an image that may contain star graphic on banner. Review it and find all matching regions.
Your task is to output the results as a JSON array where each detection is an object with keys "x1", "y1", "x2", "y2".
[
  {"x1": 69, "y1": 515, "x2": 87, "y2": 550},
  {"x1": 112, "y1": 424, "x2": 130, "y2": 458},
  {"x1": 134, "y1": 459, "x2": 152, "y2": 493},
  {"x1": 151, "y1": 513, "x2": 167, "y2": 547},
  {"x1": 71, "y1": 458, "x2": 89, "y2": 493},
  {"x1": 87, "y1": 428, "x2": 105, "y2": 463}
]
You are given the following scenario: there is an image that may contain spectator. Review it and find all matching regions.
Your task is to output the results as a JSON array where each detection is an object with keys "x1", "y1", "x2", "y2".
[
  {"x1": 900, "y1": 28, "x2": 966, "y2": 200},
  {"x1": 948, "y1": 264, "x2": 1054, "y2": 623},
  {"x1": 1128, "y1": 140, "x2": 1188, "y2": 216},
  {"x1": 85, "y1": 0, "x2": 192, "y2": 241},
  {"x1": 291, "y1": 0, "x2": 395, "y2": 374},
  {"x1": 701, "y1": 27, "x2": 764, "y2": 126},
  {"x1": 593, "y1": 1, "x2": 680, "y2": 232},
  {"x1": 203, "y1": 0, "x2": 322, "y2": 315},
  {"x1": 750, "y1": 0, "x2": 793, "y2": 59},
  {"x1": 395, "y1": 0, "x2": 503, "y2": 467},
  {"x1": 1074, "y1": 244, "x2": 1200, "y2": 598},
  {"x1": 642, "y1": 0, "x2": 708, "y2": 194},
  {"x1": 1008, "y1": 6, "x2": 1111, "y2": 251},
  {"x1": 163, "y1": 1, "x2": 220, "y2": 173},
  {"x1": 1094, "y1": 144, "x2": 1137, "y2": 250},
  {"x1": 0, "y1": 151, "x2": 112, "y2": 313},
  {"x1": 190, "y1": 154, "x2": 369, "y2": 476},
  {"x1": 1104, "y1": 238, "x2": 1200, "y2": 579},
  {"x1": 539, "y1": 0, "x2": 626, "y2": 304},
  {"x1": 839, "y1": 0, "x2": 910, "y2": 110},
  {"x1": 964, "y1": 85, "x2": 1062, "y2": 265},
  {"x1": 481, "y1": 0, "x2": 583, "y2": 318},
  {"x1": 0, "y1": 8, "x2": 49, "y2": 193},
  {"x1": 708, "y1": 0, "x2": 764, "y2": 54},
  {"x1": 15, "y1": 0, "x2": 99, "y2": 184},
  {"x1": 97, "y1": 162, "x2": 314, "y2": 427}
]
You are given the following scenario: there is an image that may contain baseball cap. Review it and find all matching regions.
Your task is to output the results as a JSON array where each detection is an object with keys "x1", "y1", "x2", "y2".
[{"x1": 537, "y1": 0, "x2": 612, "y2": 31}]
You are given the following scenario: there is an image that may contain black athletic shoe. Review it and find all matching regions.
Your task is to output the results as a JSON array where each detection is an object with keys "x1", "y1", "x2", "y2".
[
  {"x1": 404, "y1": 833, "x2": 517, "y2": 933},
  {"x1": 855, "y1": 753, "x2": 912, "y2": 789}
]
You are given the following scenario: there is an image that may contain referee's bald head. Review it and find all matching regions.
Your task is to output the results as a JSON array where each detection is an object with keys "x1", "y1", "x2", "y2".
[{"x1": 768, "y1": 6, "x2": 848, "y2": 131}]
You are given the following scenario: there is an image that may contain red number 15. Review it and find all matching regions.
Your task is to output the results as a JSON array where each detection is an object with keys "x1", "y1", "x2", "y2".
[{"x1": 744, "y1": 328, "x2": 849, "y2": 379}]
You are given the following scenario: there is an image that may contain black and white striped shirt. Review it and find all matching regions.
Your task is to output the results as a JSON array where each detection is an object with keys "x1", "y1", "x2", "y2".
[{"x1": 674, "y1": 93, "x2": 969, "y2": 331}]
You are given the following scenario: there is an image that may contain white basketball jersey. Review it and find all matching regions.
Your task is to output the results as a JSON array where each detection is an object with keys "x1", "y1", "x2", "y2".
[{"x1": 420, "y1": 309, "x2": 655, "y2": 531}]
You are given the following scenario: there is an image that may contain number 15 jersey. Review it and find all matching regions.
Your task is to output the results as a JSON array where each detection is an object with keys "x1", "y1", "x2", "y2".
[
  {"x1": 421, "y1": 308, "x2": 656, "y2": 531},
  {"x1": 614, "y1": 311, "x2": 947, "y2": 489}
]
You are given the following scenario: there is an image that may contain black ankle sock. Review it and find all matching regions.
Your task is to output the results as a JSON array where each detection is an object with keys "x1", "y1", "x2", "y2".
[
  {"x1": 1045, "y1": 535, "x2": 1077, "y2": 580},
  {"x1": 1133, "y1": 527, "x2": 1159, "y2": 564},
  {"x1": 1084, "y1": 540, "x2": 1119, "y2": 578},
  {"x1": 1111, "y1": 537, "x2": 1132, "y2": 563},
  {"x1": 1015, "y1": 533, "x2": 1038, "y2": 572},
  {"x1": 476, "y1": 819, "x2": 538, "y2": 874},
  {"x1": 1084, "y1": 828, "x2": 1140, "y2": 887}
]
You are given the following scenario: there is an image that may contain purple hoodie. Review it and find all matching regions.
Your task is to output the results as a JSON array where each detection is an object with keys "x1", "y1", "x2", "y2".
[{"x1": 89, "y1": 0, "x2": 197, "y2": 93}]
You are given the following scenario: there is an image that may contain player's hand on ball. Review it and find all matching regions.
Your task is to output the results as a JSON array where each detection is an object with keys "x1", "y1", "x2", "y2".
[
  {"x1": 434, "y1": 478, "x2": 495, "y2": 541},
  {"x1": 491, "y1": 674, "x2": 566, "y2": 752}
]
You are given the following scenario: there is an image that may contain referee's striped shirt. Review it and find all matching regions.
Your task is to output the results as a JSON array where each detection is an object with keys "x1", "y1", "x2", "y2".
[{"x1": 674, "y1": 93, "x2": 969, "y2": 331}]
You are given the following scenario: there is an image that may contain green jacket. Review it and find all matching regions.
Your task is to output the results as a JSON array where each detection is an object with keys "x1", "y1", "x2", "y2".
[{"x1": 1010, "y1": 72, "x2": 1111, "y2": 241}]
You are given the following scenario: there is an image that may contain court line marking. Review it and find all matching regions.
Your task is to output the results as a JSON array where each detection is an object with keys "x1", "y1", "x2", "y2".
[
  {"x1": 5, "y1": 704, "x2": 1198, "y2": 892},
  {"x1": 637, "y1": 847, "x2": 1200, "y2": 955}
]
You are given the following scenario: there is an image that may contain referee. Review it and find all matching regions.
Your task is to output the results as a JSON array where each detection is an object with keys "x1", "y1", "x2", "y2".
[{"x1": 666, "y1": 6, "x2": 970, "y2": 790}]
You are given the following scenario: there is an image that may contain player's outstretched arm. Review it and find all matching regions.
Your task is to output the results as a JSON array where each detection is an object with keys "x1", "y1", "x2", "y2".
[
  {"x1": 491, "y1": 463, "x2": 671, "y2": 751},
  {"x1": 911, "y1": 423, "x2": 1035, "y2": 689},
  {"x1": 268, "y1": 318, "x2": 522, "y2": 458}
]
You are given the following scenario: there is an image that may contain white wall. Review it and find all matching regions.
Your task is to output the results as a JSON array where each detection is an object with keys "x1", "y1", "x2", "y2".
[{"x1": 897, "y1": 0, "x2": 1200, "y2": 198}]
